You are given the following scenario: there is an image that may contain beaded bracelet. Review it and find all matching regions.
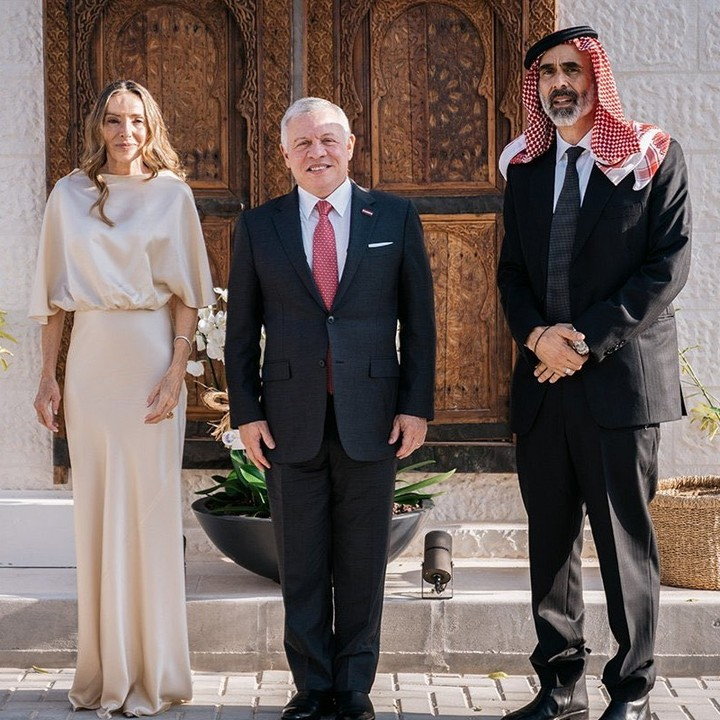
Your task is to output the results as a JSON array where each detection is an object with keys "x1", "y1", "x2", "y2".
[{"x1": 532, "y1": 326, "x2": 551, "y2": 355}]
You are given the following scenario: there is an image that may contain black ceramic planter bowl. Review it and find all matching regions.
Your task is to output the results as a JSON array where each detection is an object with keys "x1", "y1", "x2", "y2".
[{"x1": 192, "y1": 497, "x2": 430, "y2": 583}]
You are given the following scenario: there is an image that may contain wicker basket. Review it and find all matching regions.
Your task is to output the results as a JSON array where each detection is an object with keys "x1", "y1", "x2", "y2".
[{"x1": 649, "y1": 475, "x2": 720, "y2": 590}]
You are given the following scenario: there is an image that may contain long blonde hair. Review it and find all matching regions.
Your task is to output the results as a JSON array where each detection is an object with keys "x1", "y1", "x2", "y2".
[{"x1": 80, "y1": 80, "x2": 186, "y2": 226}]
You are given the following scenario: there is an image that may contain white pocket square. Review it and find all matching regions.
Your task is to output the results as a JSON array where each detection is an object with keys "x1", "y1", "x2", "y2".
[{"x1": 368, "y1": 242, "x2": 393, "y2": 248}]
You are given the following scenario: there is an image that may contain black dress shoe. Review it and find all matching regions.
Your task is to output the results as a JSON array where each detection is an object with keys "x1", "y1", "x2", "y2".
[
  {"x1": 597, "y1": 698, "x2": 650, "y2": 720},
  {"x1": 282, "y1": 690, "x2": 335, "y2": 720},
  {"x1": 335, "y1": 691, "x2": 375, "y2": 720},
  {"x1": 505, "y1": 680, "x2": 589, "y2": 720}
]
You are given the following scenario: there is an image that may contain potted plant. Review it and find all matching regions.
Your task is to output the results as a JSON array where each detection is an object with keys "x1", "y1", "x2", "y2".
[
  {"x1": 0, "y1": 309, "x2": 16, "y2": 371},
  {"x1": 192, "y1": 443, "x2": 453, "y2": 582},
  {"x1": 186, "y1": 291, "x2": 455, "y2": 582},
  {"x1": 649, "y1": 347, "x2": 720, "y2": 590}
]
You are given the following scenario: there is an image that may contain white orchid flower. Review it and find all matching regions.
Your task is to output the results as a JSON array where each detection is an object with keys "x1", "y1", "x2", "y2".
[
  {"x1": 186, "y1": 359, "x2": 205, "y2": 377},
  {"x1": 221, "y1": 429, "x2": 244, "y2": 449},
  {"x1": 195, "y1": 333, "x2": 206, "y2": 351},
  {"x1": 208, "y1": 327, "x2": 225, "y2": 346},
  {"x1": 206, "y1": 340, "x2": 224, "y2": 361},
  {"x1": 214, "y1": 287, "x2": 229, "y2": 302}
]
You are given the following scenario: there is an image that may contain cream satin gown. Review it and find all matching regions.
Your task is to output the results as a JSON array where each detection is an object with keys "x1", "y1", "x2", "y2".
[{"x1": 30, "y1": 170, "x2": 215, "y2": 717}]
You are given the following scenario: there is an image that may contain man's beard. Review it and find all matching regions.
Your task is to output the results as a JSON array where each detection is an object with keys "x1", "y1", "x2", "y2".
[{"x1": 540, "y1": 85, "x2": 596, "y2": 127}]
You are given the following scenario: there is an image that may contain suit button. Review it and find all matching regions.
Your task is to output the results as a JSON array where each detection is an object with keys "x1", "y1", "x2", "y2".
[
  {"x1": 327, "y1": 315, "x2": 335, "y2": 324},
  {"x1": 319, "y1": 359, "x2": 326, "y2": 368}
]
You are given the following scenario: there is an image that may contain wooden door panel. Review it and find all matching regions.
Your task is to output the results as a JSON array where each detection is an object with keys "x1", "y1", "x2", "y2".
[
  {"x1": 95, "y1": 2, "x2": 236, "y2": 191},
  {"x1": 372, "y1": 2, "x2": 495, "y2": 192},
  {"x1": 423, "y1": 215, "x2": 509, "y2": 423}
]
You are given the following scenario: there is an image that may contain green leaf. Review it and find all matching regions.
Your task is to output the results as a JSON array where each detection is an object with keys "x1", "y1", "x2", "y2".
[
  {"x1": 393, "y1": 492, "x2": 434, "y2": 506},
  {"x1": 230, "y1": 449, "x2": 264, "y2": 475},
  {"x1": 393, "y1": 469, "x2": 455, "y2": 499},
  {"x1": 488, "y1": 671, "x2": 508, "y2": 680},
  {"x1": 195, "y1": 483, "x2": 225, "y2": 496},
  {"x1": 239, "y1": 466, "x2": 268, "y2": 491}
]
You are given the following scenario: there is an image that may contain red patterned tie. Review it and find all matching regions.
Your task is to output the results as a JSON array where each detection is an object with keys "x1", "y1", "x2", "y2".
[{"x1": 312, "y1": 200, "x2": 338, "y2": 391}]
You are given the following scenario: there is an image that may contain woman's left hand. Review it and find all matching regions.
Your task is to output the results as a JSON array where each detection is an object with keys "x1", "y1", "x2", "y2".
[{"x1": 144, "y1": 364, "x2": 185, "y2": 424}]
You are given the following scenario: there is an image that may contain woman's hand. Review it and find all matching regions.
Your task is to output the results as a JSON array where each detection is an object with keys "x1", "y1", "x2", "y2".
[
  {"x1": 145, "y1": 298, "x2": 198, "y2": 424},
  {"x1": 144, "y1": 364, "x2": 185, "y2": 424},
  {"x1": 34, "y1": 376, "x2": 61, "y2": 432},
  {"x1": 35, "y1": 311, "x2": 65, "y2": 432}
]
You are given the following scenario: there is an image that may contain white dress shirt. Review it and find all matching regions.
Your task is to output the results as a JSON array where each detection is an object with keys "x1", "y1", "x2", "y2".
[
  {"x1": 297, "y1": 177, "x2": 353, "y2": 279},
  {"x1": 553, "y1": 129, "x2": 594, "y2": 210}
]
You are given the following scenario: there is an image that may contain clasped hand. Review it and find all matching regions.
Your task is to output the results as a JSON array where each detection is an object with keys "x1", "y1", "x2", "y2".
[{"x1": 529, "y1": 323, "x2": 588, "y2": 384}]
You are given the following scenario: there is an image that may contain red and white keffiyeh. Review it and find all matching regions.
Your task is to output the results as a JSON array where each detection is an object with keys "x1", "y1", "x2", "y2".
[{"x1": 499, "y1": 35, "x2": 670, "y2": 189}]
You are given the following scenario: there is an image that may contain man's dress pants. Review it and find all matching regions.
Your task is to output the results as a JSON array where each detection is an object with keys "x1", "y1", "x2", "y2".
[
  {"x1": 516, "y1": 376, "x2": 660, "y2": 701},
  {"x1": 266, "y1": 396, "x2": 396, "y2": 694}
]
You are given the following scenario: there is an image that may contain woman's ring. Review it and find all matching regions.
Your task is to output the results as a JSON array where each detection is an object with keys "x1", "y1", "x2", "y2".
[{"x1": 166, "y1": 411, "x2": 174, "y2": 419}]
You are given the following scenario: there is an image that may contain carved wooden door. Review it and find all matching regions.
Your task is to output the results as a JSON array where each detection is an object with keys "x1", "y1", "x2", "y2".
[
  {"x1": 45, "y1": 0, "x2": 294, "y2": 442},
  {"x1": 307, "y1": 0, "x2": 554, "y2": 440}
]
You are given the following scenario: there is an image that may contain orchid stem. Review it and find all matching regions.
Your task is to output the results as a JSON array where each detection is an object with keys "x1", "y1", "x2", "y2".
[{"x1": 208, "y1": 358, "x2": 221, "y2": 392}]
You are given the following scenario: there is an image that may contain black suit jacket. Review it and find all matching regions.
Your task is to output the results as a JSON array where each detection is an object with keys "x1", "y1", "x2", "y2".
[
  {"x1": 497, "y1": 139, "x2": 691, "y2": 434},
  {"x1": 225, "y1": 182, "x2": 436, "y2": 463}
]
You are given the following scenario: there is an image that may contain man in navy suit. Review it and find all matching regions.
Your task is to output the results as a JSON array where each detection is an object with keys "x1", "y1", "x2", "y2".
[
  {"x1": 497, "y1": 27, "x2": 691, "y2": 720},
  {"x1": 226, "y1": 97, "x2": 436, "y2": 720}
]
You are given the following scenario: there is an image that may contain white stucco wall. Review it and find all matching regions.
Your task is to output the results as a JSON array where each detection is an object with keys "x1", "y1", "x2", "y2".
[
  {"x1": 0, "y1": 0, "x2": 717, "y2": 499},
  {"x1": 559, "y1": 0, "x2": 720, "y2": 476},
  {"x1": 0, "y1": 0, "x2": 53, "y2": 489}
]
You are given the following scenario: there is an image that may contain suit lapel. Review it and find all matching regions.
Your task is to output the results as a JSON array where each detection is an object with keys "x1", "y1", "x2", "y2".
[
  {"x1": 528, "y1": 149, "x2": 556, "y2": 291},
  {"x1": 573, "y1": 164, "x2": 617, "y2": 259},
  {"x1": 272, "y1": 188, "x2": 326, "y2": 310},
  {"x1": 332, "y1": 182, "x2": 378, "y2": 310}
]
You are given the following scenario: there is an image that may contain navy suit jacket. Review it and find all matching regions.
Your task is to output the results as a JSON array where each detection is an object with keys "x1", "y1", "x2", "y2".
[
  {"x1": 225, "y1": 182, "x2": 436, "y2": 463},
  {"x1": 497, "y1": 139, "x2": 692, "y2": 434}
]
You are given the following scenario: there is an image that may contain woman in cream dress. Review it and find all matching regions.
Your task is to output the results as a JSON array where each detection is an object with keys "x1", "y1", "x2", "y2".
[{"x1": 30, "y1": 80, "x2": 215, "y2": 717}]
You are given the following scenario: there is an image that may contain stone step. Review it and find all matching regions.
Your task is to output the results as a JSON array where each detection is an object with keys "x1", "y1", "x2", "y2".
[
  {"x1": 1, "y1": 559, "x2": 718, "y2": 676},
  {"x1": 0, "y1": 492, "x2": 75, "y2": 567},
  {"x1": 184, "y1": 520, "x2": 598, "y2": 564},
  {"x1": 397, "y1": 521, "x2": 598, "y2": 560}
]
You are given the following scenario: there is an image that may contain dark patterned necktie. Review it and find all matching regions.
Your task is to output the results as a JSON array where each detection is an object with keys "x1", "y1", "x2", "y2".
[{"x1": 546, "y1": 146, "x2": 584, "y2": 324}]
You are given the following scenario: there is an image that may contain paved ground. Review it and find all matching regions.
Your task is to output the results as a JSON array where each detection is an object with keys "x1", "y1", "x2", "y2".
[
  {"x1": 1, "y1": 669, "x2": 719, "y2": 720},
  {"x1": 4, "y1": 561, "x2": 720, "y2": 674}
]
